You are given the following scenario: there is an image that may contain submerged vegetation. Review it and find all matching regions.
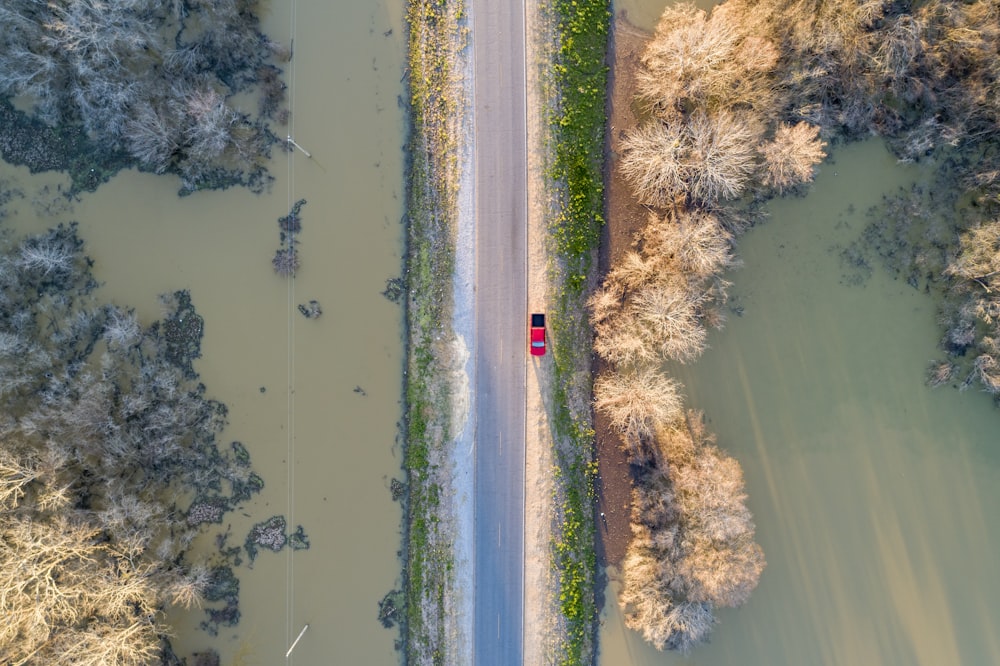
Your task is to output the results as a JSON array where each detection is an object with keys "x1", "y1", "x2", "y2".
[
  {"x1": 272, "y1": 198, "x2": 307, "y2": 278},
  {"x1": 606, "y1": 0, "x2": 1000, "y2": 651},
  {"x1": 0, "y1": 218, "x2": 281, "y2": 662},
  {"x1": 0, "y1": 0, "x2": 289, "y2": 194}
]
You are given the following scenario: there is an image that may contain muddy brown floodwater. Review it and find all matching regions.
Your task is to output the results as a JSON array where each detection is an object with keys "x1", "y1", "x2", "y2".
[
  {"x1": 2, "y1": 0, "x2": 407, "y2": 664},
  {"x1": 598, "y1": 138, "x2": 1000, "y2": 664}
]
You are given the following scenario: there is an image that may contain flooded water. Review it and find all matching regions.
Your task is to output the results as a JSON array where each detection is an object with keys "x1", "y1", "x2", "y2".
[
  {"x1": 598, "y1": 139, "x2": 1000, "y2": 664},
  {"x1": 2, "y1": 0, "x2": 406, "y2": 664},
  {"x1": 615, "y1": 0, "x2": 718, "y2": 30}
]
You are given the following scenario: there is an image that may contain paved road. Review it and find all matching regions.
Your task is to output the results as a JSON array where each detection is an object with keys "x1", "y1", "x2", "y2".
[{"x1": 471, "y1": 0, "x2": 527, "y2": 663}]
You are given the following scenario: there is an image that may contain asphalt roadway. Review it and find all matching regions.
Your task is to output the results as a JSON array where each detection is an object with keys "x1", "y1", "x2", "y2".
[{"x1": 471, "y1": 0, "x2": 528, "y2": 663}]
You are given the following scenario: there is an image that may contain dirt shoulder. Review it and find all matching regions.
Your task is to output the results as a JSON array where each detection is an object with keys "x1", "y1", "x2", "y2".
[
  {"x1": 594, "y1": 13, "x2": 653, "y2": 569},
  {"x1": 522, "y1": 0, "x2": 560, "y2": 662}
]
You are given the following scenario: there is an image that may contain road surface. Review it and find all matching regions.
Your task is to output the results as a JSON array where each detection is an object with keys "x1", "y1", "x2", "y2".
[{"x1": 471, "y1": 0, "x2": 528, "y2": 663}]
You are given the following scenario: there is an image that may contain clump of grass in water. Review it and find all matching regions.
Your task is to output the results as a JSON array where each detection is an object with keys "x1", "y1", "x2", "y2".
[{"x1": 244, "y1": 515, "x2": 311, "y2": 564}]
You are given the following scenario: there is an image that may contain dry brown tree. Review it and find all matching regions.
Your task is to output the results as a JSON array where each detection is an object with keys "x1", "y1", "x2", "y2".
[
  {"x1": 619, "y1": 543, "x2": 716, "y2": 652},
  {"x1": 641, "y1": 209, "x2": 737, "y2": 280},
  {"x1": 633, "y1": 282, "x2": 709, "y2": 363},
  {"x1": 944, "y1": 219, "x2": 1000, "y2": 293},
  {"x1": 0, "y1": 511, "x2": 164, "y2": 665},
  {"x1": 942, "y1": 219, "x2": 1000, "y2": 393},
  {"x1": 915, "y1": 0, "x2": 1000, "y2": 145},
  {"x1": 758, "y1": 122, "x2": 827, "y2": 193},
  {"x1": 0, "y1": 442, "x2": 206, "y2": 664},
  {"x1": 620, "y1": 111, "x2": 762, "y2": 207},
  {"x1": 619, "y1": 412, "x2": 764, "y2": 652},
  {"x1": 636, "y1": 2, "x2": 780, "y2": 121},
  {"x1": 590, "y1": 210, "x2": 734, "y2": 368},
  {"x1": 591, "y1": 276, "x2": 709, "y2": 367},
  {"x1": 972, "y1": 354, "x2": 1000, "y2": 394},
  {"x1": 594, "y1": 367, "x2": 683, "y2": 462}
]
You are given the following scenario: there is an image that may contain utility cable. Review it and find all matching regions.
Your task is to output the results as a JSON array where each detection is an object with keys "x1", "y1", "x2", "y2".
[{"x1": 284, "y1": 0, "x2": 300, "y2": 659}]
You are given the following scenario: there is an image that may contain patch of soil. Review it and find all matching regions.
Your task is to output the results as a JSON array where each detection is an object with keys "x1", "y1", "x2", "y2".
[
  {"x1": 602, "y1": 13, "x2": 652, "y2": 274},
  {"x1": 595, "y1": 12, "x2": 653, "y2": 568}
]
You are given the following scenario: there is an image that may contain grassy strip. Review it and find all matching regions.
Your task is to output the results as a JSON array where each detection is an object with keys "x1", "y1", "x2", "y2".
[
  {"x1": 545, "y1": 0, "x2": 610, "y2": 663},
  {"x1": 403, "y1": 0, "x2": 467, "y2": 662}
]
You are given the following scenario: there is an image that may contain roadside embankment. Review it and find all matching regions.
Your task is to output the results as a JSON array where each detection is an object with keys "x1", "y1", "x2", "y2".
[
  {"x1": 403, "y1": 0, "x2": 611, "y2": 662},
  {"x1": 541, "y1": 0, "x2": 611, "y2": 663},
  {"x1": 402, "y1": 0, "x2": 471, "y2": 662}
]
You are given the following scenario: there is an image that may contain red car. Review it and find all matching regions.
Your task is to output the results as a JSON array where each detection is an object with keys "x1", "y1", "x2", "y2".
[{"x1": 530, "y1": 313, "x2": 546, "y2": 356}]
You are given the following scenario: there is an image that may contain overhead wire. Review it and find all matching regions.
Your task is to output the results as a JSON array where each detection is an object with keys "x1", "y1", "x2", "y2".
[{"x1": 284, "y1": 0, "x2": 299, "y2": 659}]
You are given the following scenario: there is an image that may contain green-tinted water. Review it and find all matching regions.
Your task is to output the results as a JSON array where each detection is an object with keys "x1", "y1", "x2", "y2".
[
  {"x1": 1, "y1": 0, "x2": 406, "y2": 663},
  {"x1": 598, "y1": 139, "x2": 1000, "y2": 664}
]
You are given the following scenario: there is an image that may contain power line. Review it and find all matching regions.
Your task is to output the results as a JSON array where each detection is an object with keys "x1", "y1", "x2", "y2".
[{"x1": 284, "y1": 0, "x2": 299, "y2": 660}]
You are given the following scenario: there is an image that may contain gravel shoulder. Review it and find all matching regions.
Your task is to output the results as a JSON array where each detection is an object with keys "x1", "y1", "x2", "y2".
[{"x1": 523, "y1": 0, "x2": 561, "y2": 661}]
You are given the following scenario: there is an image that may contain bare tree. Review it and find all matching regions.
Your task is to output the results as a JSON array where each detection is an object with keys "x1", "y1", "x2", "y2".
[
  {"x1": 180, "y1": 87, "x2": 238, "y2": 163},
  {"x1": 633, "y1": 281, "x2": 708, "y2": 363},
  {"x1": 590, "y1": 210, "x2": 733, "y2": 369},
  {"x1": 758, "y1": 122, "x2": 827, "y2": 193},
  {"x1": 945, "y1": 219, "x2": 1000, "y2": 292},
  {"x1": 642, "y1": 210, "x2": 736, "y2": 280},
  {"x1": 677, "y1": 532, "x2": 765, "y2": 608},
  {"x1": 636, "y1": 3, "x2": 779, "y2": 120},
  {"x1": 619, "y1": 120, "x2": 689, "y2": 208},
  {"x1": 594, "y1": 367, "x2": 684, "y2": 461},
  {"x1": 620, "y1": 111, "x2": 761, "y2": 207},
  {"x1": 618, "y1": 412, "x2": 765, "y2": 651},
  {"x1": 124, "y1": 103, "x2": 179, "y2": 174}
]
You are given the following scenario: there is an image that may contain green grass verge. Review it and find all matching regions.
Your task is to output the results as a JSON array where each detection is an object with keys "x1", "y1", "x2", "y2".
[
  {"x1": 546, "y1": 0, "x2": 610, "y2": 663},
  {"x1": 403, "y1": 0, "x2": 466, "y2": 662}
]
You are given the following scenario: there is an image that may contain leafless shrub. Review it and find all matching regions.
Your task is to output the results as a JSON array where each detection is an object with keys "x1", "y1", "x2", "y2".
[
  {"x1": 163, "y1": 44, "x2": 206, "y2": 77},
  {"x1": 758, "y1": 122, "x2": 827, "y2": 193},
  {"x1": 642, "y1": 209, "x2": 736, "y2": 280},
  {"x1": 257, "y1": 65, "x2": 287, "y2": 119},
  {"x1": 925, "y1": 360, "x2": 957, "y2": 387},
  {"x1": 102, "y1": 306, "x2": 142, "y2": 350},
  {"x1": 873, "y1": 14, "x2": 924, "y2": 92},
  {"x1": 272, "y1": 247, "x2": 299, "y2": 277},
  {"x1": 591, "y1": 210, "x2": 734, "y2": 368},
  {"x1": 619, "y1": 411, "x2": 764, "y2": 651},
  {"x1": 124, "y1": 102, "x2": 179, "y2": 174},
  {"x1": 181, "y1": 87, "x2": 238, "y2": 162},
  {"x1": 587, "y1": 285, "x2": 623, "y2": 328},
  {"x1": 633, "y1": 282, "x2": 708, "y2": 363},
  {"x1": 637, "y1": 3, "x2": 779, "y2": 120},
  {"x1": 267, "y1": 39, "x2": 292, "y2": 62},
  {"x1": 163, "y1": 563, "x2": 211, "y2": 610},
  {"x1": 944, "y1": 219, "x2": 1000, "y2": 292},
  {"x1": 18, "y1": 235, "x2": 75, "y2": 276},
  {"x1": 972, "y1": 354, "x2": 1000, "y2": 394},
  {"x1": 619, "y1": 121, "x2": 688, "y2": 208},
  {"x1": 591, "y1": 279, "x2": 707, "y2": 368},
  {"x1": 620, "y1": 535, "x2": 716, "y2": 652},
  {"x1": 677, "y1": 531, "x2": 765, "y2": 607},
  {"x1": 620, "y1": 111, "x2": 761, "y2": 207},
  {"x1": 594, "y1": 367, "x2": 683, "y2": 462}
]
